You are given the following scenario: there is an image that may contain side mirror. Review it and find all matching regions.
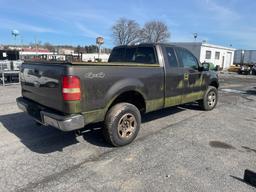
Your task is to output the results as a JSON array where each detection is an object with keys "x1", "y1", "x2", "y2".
[
  {"x1": 202, "y1": 63, "x2": 210, "y2": 71},
  {"x1": 199, "y1": 62, "x2": 210, "y2": 71}
]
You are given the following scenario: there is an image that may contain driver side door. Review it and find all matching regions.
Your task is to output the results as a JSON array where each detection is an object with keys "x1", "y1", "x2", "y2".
[{"x1": 175, "y1": 47, "x2": 206, "y2": 104}]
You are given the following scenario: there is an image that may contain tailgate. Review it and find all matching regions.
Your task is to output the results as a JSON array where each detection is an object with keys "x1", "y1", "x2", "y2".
[{"x1": 20, "y1": 62, "x2": 70, "y2": 113}]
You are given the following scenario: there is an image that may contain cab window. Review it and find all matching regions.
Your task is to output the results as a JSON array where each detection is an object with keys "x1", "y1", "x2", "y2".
[
  {"x1": 176, "y1": 48, "x2": 198, "y2": 69},
  {"x1": 165, "y1": 47, "x2": 178, "y2": 67},
  {"x1": 134, "y1": 47, "x2": 157, "y2": 64}
]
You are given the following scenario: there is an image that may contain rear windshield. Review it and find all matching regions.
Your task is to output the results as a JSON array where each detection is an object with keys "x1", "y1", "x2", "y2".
[{"x1": 108, "y1": 46, "x2": 157, "y2": 64}]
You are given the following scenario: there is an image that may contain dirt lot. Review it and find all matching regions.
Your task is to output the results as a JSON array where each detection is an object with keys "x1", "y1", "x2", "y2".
[{"x1": 0, "y1": 73, "x2": 256, "y2": 192}]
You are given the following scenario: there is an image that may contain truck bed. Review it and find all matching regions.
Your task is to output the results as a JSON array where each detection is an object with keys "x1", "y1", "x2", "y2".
[{"x1": 24, "y1": 60, "x2": 159, "y2": 67}]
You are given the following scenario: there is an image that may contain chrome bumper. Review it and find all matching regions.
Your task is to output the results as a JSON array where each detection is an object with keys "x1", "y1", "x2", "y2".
[{"x1": 16, "y1": 97, "x2": 85, "y2": 131}]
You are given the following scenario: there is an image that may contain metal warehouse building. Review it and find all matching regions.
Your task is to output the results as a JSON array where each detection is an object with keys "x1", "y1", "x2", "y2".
[{"x1": 172, "y1": 42, "x2": 235, "y2": 69}]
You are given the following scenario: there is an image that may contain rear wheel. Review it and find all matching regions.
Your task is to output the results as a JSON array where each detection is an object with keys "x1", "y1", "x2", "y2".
[
  {"x1": 103, "y1": 103, "x2": 141, "y2": 147},
  {"x1": 34, "y1": 121, "x2": 42, "y2": 126},
  {"x1": 199, "y1": 86, "x2": 218, "y2": 111}
]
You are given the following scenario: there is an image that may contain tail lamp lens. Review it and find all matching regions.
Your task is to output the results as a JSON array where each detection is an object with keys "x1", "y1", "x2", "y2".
[{"x1": 62, "y1": 76, "x2": 81, "y2": 101}]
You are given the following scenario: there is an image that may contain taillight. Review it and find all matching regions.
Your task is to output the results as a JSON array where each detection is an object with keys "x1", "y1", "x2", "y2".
[{"x1": 62, "y1": 76, "x2": 81, "y2": 101}]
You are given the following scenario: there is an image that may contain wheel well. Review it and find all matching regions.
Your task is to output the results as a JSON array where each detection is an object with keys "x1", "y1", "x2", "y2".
[
  {"x1": 210, "y1": 81, "x2": 219, "y2": 89},
  {"x1": 110, "y1": 91, "x2": 146, "y2": 113}
]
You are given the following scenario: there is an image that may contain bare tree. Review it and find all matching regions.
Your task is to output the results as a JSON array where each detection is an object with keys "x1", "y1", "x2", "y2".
[
  {"x1": 140, "y1": 21, "x2": 170, "y2": 43},
  {"x1": 112, "y1": 18, "x2": 140, "y2": 45},
  {"x1": 43, "y1": 42, "x2": 55, "y2": 52}
]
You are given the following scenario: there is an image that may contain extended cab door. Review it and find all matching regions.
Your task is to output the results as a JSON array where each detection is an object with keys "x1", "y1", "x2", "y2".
[
  {"x1": 162, "y1": 46, "x2": 184, "y2": 107},
  {"x1": 175, "y1": 47, "x2": 206, "y2": 103}
]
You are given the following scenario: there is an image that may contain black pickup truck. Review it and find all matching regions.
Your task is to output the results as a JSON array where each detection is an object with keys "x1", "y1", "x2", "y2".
[{"x1": 17, "y1": 44, "x2": 219, "y2": 146}]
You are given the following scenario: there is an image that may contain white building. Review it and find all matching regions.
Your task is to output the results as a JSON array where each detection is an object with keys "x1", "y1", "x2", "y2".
[
  {"x1": 172, "y1": 42, "x2": 235, "y2": 69},
  {"x1": 58, "y1": 48, "x2": 75, "y2": 55},
  {"x1": 47, "y1": 54, "x2": 66, "y2": 61},
  {"x1": 82, "y1": 53, "x2": 110, "y2": 62},
  {"x1": 19, "y1": 48, "x2": 54, "y2": 60}
]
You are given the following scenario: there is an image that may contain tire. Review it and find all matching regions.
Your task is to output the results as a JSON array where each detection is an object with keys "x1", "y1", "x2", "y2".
[
  {"x1": 103, "y1": 102, "x2": 141, "y2": 147},
  {"x1": 35, "y1": 121, "x2": 42, "y2": 126},
  {"x1": 198, "y1": 86, "x2": 218, "y2": 111}
]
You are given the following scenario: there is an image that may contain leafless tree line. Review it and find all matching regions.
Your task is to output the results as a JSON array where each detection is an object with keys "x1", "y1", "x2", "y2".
[{"x1": 112, "y1": 18, "x2": 170, "y2": 46}]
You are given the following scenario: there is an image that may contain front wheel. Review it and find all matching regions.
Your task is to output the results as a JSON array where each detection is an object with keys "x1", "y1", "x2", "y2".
[
  {"x1": 103, "y1": 103, "x2": 141, "y2": 147},
  {"x1": 198, "y1": 86, "x2": 218, "y2": 111}
]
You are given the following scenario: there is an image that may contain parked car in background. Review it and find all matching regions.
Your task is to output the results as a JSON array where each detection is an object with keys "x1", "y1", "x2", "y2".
[
  {"x1": 234, "y1": 49, "x2": 256, "y2": 75},
  {"x1": 252, "y1": 64, "x2": 256, "y2": 75},
  {"x1": 228, "y1": 65, "x2": 240, "y2": 73},
  {"x1": 238, "y1": 64, "x2": 252, "y2": 75}
]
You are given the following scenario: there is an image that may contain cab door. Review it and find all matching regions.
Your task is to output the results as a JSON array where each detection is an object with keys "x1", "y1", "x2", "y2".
[
  {"x1": 175, "y1": 47, "x2": 206, "y2": 104},
  {"x1": 162, "y1": 46, "x2": 184, "y2": 107}
]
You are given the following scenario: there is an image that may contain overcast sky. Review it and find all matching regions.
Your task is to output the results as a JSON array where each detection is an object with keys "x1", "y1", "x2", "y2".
[{"x1": 0, "y1": 0, "x2": 255, "y2": 49}]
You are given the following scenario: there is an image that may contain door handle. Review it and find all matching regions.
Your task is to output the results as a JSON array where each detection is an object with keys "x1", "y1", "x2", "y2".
[{"x1": 184, "y1": 73, "x2": 189, "y2": 80}]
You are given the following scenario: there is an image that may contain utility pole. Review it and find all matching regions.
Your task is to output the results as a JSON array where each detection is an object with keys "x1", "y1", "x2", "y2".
[
  {"x1": 34, "y1": 35, "x2": 38, "y2": 57},
  {"x1": 96, "y1": 37, "x2": 104, "y2": 62}
]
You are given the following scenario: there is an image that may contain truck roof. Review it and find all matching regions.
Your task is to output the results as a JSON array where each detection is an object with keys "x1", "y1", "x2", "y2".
[{"x1": 114, "y1": 43, "x2": 176, "y2": 49}]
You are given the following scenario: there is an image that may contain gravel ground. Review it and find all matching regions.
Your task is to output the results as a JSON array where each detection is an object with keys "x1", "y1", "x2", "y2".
[{"x1": 0, "y1": 73, "x2": 256, "y2": 192}]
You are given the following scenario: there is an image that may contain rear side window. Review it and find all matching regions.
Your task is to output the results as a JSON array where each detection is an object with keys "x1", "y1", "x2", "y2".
[
  {"x1": 176, "y1": 48, "x2": 198, "y2": 69},
  {"x1": 108, "y1": 47, "x2": 126, "y2": 62},
  {"x1": 109, "y1": 46, "x2": 157, "y2": 64},
  {"x1": 165, "y1": 47, "x2": 178, "y2": 67},
  {"x1": 134, "y1": 47, "x2": 157, "y2": 64}
]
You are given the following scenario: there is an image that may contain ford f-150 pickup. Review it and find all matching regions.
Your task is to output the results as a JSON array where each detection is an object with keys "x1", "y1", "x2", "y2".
[{"x1": 17, "y1": 44, "x2": 219, "y2": 146}]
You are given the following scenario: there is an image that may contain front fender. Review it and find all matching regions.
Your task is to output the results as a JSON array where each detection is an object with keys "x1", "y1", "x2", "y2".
[{"x1": 209, "y1": 77, "x2": 219, "y2": 88}]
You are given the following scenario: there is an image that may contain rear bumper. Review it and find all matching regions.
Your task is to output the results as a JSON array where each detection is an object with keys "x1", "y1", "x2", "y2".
[{"x1": 16, "y1": 97, "x2": 85, "y2": 131}]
